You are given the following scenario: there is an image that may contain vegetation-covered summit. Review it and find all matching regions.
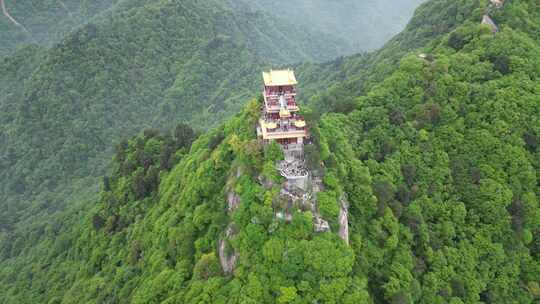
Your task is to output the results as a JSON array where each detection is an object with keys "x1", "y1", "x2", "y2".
[
  {"x1": 306, "y1": 0, "x2": 540, "y2": 302},
  {"x1": 0, "y1": 100, "x2": 362, "y2": 303},
  {"x1": 1, "y1": 0, "x2": 540, "y2": 303},
  {"x1": 0, "y1": 0, "x2": 347, "y2": 233}
]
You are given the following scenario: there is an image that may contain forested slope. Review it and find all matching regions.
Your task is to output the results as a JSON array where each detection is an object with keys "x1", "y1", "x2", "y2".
[
  {"x1": 1, "y1": 0, "x2": 540, "y2": 303},
  {"x1": 0, "y1": 0, "x2": 118, "y2": 57},
  {"x1": 0, "y1": 99, "x2": 365, "y2": 303},
  {"x1": 313, "y1": 0, "x2": 540, "y2": 302},
  {"x1": 0, "y1": 0, "x2": 346, "y2": 232},
  {"x1": 297, "y1": 0, "x2": 488, "y2": 112},
  {"x1": 0, "y1": 0, "x2": 427, "y2": 58}
]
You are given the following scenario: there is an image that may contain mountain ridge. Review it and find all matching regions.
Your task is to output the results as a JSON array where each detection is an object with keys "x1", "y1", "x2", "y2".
[
  {"x1": 1, "y1": 0, "x2": 540, "y2": 303},
  {"x1": 0, "y1": 0, "x2": 347, "y2": 233}
]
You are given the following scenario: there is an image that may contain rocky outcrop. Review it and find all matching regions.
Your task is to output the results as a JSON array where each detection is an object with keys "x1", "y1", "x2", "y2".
[
  {"x1": 489, "y1": 0, "x2": 505, "y2": 9},
  {"x1": 276, "y1": 211, "x2": 293, "y2": 222},
  {"x1": 338, "y1": 195, "x2": 350, "y2": 245},
  {"x1": 482, "y1": 0, "x2": 504, "y2": 33},
  {"x1": 218, "y1": 225, "x2": 238, "y2": 274},
  {"x1": 226, "y1": 168, "x2": 243, "y2": 212},
  {"x1": 309, "y1": 173, "x2": 333, "y2": 233},
  {"x1": 258, "y1": 174, "x2": 274, "y2": 190},
  {"x1": 227, "y1": 191, "x2": 241, "y2": 213},
  {"x1": 314, "y1": 216, "x2": 331, "y2": 232},
  {"x1": 269, "y1": 146, "x2": 347, "y2": 243},
  {"x1": 219, "y1": 167, "x2": 243, "y2": 273},
  {"x1": 311, "y1": 175, "x2": 324, "y2": 193},
  {"x1": 481, "y1": 15, "x2": 499, "y2": 33}
]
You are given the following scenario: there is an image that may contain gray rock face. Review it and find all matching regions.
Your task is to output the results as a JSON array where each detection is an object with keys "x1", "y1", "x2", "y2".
[
  {"x1": 267, "y1": 145, "x2": 349, "y2": 245},
  {"x1": 314, "y1": 216, "x2": 331, "y2": 232},
  {"x1": 227, "y1": 191, "x2": 241, "y2": 213},
  {"x1": 276, "y1": 211, "x2": 293, "y2": 222},
  {"x1": 219, "y1": 167, "x2": 243, "y2": 274},
  {"x1": 218, "y1": 225, "x2": 238, "y2": 274},
  {"x1": 226, "y1": 168, "x2": 243, "y2": 212},
  {"x1": 310, "y1": 173, "x2": 332, "y2": 233},
  {"x1": 258, "y1": 174, "x2": 274, "y2": 190},
  {"x1": 338, "y1": 196, "x2": 350, "y2": 245},
  {"x1": 481, "y1": 15, "x2": 499, "y2": 33}
]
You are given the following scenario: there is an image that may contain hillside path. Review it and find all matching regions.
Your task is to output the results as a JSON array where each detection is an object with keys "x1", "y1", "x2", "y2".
[{"x1": 1, "y1": 0, "x2": 30, "y2": 34}]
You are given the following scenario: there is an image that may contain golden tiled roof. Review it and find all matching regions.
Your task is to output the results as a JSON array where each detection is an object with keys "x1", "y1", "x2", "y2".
[{"x1": 263, "y1": 69, "x2": 297, "y2": 86}]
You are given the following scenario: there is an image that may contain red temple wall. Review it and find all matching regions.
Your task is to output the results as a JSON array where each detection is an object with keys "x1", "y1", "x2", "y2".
[{"x1": 265, "y1": 85, "x2": 295, "y2": 95}]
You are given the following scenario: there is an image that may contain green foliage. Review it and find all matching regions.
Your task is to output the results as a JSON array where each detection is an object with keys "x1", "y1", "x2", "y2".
[
  {"x1": 2, "y1": 1, "x2": 540, "y2": 303},
  {"x1": 0, "y1": 101, "x2": 366, "y2": 303},
  {"x1": 264, "y1": 140, "x2": 284, "y2": 163},
  {"x1": 0, "y1": 0, "x2": 349, "y2": 237},
  {"x1": 308, "y1": 1, "x2": 540, "y2": 302},
  {"x1": 277, "y1": 286, "x2": 297, "y2": 304},
  {"x1": 317, "y1": 191, "x2": 340, "y2": 222},
  {"x1": 193, "y1": 253, "x2": 222, "y2": 280},
  {"x1": 0, "y1": 0, "x2": 117, "y2": 57}
]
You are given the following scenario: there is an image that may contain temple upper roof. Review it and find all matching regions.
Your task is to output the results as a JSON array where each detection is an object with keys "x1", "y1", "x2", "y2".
[{"x1": 263, "y1": 69, "x2": 297, "y2": 86}]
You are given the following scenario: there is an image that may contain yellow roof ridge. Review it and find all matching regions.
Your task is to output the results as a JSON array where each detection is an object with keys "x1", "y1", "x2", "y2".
[{"x1": 263, "y1": 69, "x2": 297, "y2": 86}]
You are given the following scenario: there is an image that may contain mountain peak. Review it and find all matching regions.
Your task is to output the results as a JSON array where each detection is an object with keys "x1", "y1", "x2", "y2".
[{"x1": 2, "y1": 0, "x2": 540, "y2": 303}]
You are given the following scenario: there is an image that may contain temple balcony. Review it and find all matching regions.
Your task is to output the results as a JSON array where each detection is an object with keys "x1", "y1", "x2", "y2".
[
  {"x1": 282, "y1": 143, "x2": 304, "y2": 152},
  {"x1": 264, "y1": 93, "x2": 297, "y2": 100},
  {"x1": 265, "y1": 104, "x2": 300, "y2": 113},
  {"x1": 259, "y1": 119, "x2": 308, "y2": 140},
  {"x1": 264, "y1": 99, "x2": 299, "y2": 113},
  {"x1": 264, "y1": 93, "x2": 297, "y2": 103},
  {"x1": 261, "y1": 115, "x2": 306, "y2": 126},
  {"x1": 262, "y1": 129, "x2": 308, "y2": 140},
  {"x1": 263, "y1": 89, "x2": 296, "y2": 98}
]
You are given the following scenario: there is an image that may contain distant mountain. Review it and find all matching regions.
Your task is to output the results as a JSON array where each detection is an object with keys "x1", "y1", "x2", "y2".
[
  {"x1": 237, "y1": 0, "x2": 426, "y2": 53},
  {"x1": 2, "y1": 0, "x2": 539, "y2": 303},
  {"x1": 0, "y1": 0, "x2": 426, "y2": 58},
  {"x1": 0, "y1": 0, "x2": 348, "y2": 231},
  {"x1": 0, "y1": 0, "x2": 118, "y2": 57},
  {"x1": 296, "y1": 0, "x2": 487, "y2": 112}
]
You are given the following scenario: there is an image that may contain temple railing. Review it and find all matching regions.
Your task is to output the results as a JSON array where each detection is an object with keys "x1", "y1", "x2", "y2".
[
  {"x1": 263, "y1": 90, "x2": 296, "y2": 97},
  {"x1": 262, "y1": 117, "x2": 306, "y2": 125},
  {"x1": 283, "y1": 143, "x2": 304, "y2": 151},
  {"x1": 262, "y1": 129, "x2": 307, "y2": 140},
  {"x1": 265, "y1": 102, "x2": 300, "y2": 113},
  {"x1": 259, "y1": 119, "x2": 308, "y2": 140}
]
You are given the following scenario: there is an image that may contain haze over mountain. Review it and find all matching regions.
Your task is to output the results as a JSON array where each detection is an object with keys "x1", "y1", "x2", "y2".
[
  {"x1": 0, "y1": 0, "x2": 426, "y2": 57},
  {"x1": 1, "y1": 0, "x2": 540, "y2": 303},
  {"x1": 0, "y1": 0, "x2": 118, "y2": 57},
  {"x1": 238, "y1": 0, "x2": 426, "y2": 53}
]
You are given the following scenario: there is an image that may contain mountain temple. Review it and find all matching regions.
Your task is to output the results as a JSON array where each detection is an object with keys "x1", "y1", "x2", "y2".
[
  {"x1": 257, "y1": 69, "x2": 309, "y2": 153},
  {"x1": 255, "y1": 69, "x2": 348, "y2": 238}
]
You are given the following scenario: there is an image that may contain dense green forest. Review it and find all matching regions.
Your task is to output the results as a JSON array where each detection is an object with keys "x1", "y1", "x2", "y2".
[
  {"x1": 0, "y1": 0, "x2": 426, "y2": 238},
  {"x1": 0, "y1": 0, "x2": 118, "y2": 57},
  {"x1": 2, "y1": 0, "x2": 540, "y2": 303},
  {"x1": 0, "y1": 0, "x2": 425, "y2": 58},
  {"x1": 0, "y1": 0, "x2": 348, "y2": 233},
  {"x1": 296, "y1": 0, "x2": 488, "y2": 110}
]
